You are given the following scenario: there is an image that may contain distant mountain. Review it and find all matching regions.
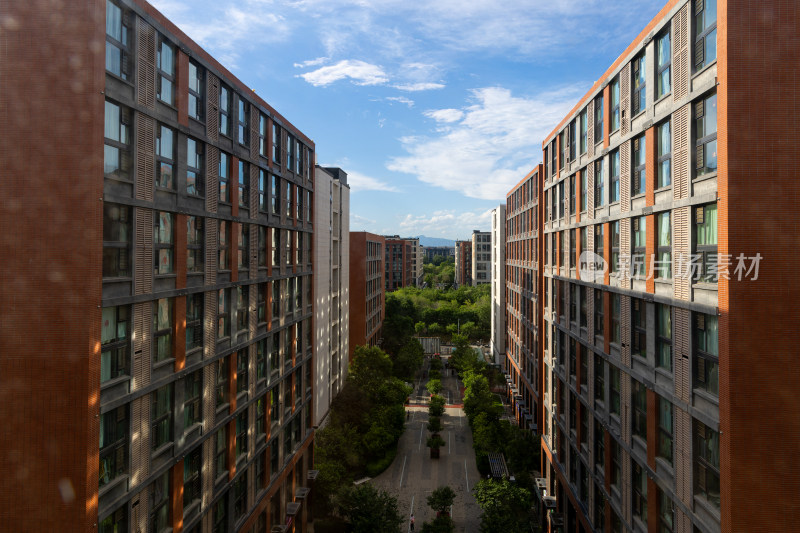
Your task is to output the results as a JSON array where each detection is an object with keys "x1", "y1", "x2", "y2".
[{"x1": 415, "y1": 235, "x2": 455, "y2": 247}]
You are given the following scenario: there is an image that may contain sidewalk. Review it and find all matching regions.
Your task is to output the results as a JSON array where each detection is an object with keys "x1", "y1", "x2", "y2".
[{"x1": 371, "y1": 368, "x2": 482, "y2": 532}]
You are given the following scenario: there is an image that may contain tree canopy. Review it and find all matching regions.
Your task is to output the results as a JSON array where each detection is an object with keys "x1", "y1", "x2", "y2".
[
  {"x1": 339, "y1": 484, "x2": 404, "y2": 533},
  {"x1": 473, "y1": 478, "x2": 532, "y2": 533}
]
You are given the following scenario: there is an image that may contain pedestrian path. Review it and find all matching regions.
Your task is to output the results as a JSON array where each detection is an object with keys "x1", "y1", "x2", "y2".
[{"x1": 371, "y1": 368, "x2": 482, "y2": 532}]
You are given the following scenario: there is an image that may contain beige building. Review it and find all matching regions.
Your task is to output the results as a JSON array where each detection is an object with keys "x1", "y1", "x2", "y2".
[
  {"x1": 313, "y1": 166, "x2": 350, "y2": 426},
  {"x1": 471, "y1": 230, "x2": 492, "y2": 286},
  {"x1": 490, "y1": 206, "x2": 506, "y2": 365}
]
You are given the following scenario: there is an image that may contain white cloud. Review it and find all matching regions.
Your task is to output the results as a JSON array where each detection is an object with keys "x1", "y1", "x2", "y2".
[
  {"x1": 351, "y1": 213, "x2": 376, "y2": 226},
  {"x1": 386, "y1": 96, "x2": 415, "y2": 108},
  {"x1": 293, "y1": 57, "x2": 329, "y2": 68},
  {"x1": 423, "y1": 108, "x2": 463, "y2": 123},
  {"x1": 298, "y1": 59, "x2": 389, "y2": 86},
  {"x1": 394, "y1": 82, "x2": 446, "y2": 92},
  {"x1": 346, "y1": 171, "x2": 400, "y2": 193},
  {"x1": 398, "y1": 209, "x2": 493, "y2": 238},
  {"x1": 387, "y1": 85, "x2": 583, "y2": 200}
]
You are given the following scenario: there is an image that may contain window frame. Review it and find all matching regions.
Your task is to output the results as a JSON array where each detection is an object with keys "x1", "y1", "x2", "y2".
[
  {"x1": 105, "y1": 1, "x2": 130, "y2": 81},
  {"x1": 183, "y1": 446, "x2": 202, "y2": 510},
  {"x1": 104, "y1": 100, "x2": 132, "y2": 182},
  {"x1": 101, "y1": 305, "x2": 131, "y2": 383},
  {"x1": 632, "y1": 216, "x2": 647, "y2": 278},
  {"x1": 186, "y1": 137, "x2": 205, "y2": 197},
  {"x1": 610, "y1": 149, "x2": 620, "y2": 203},
  {"x1": 155, "y1": 125, "x2": 176, "y2": 190},
  {"x1": 103, "y1": 203, "x2": 132, "y2": 279},
  {"x1": 238, "y1": 223, "x2": 249, "y2": 271},
  {"x1": 632, "y1": 134, "x2": 646, "y2": 196},
  {"x1": 694, "y1": 0, "x2": 718, "y2": 71},
  {"x1": 694, "y1": 203, "x2": 718, "y2": 282},
  {"x1": 580, "y1": 108, "x2": 588, "y2": 154},
  {"x1": 657, "y1": 303, "x2": 673, "y2": 370},
  {"x1": 153, "y1": 298, "x2": 173, "y2": 363},
  {"x1": 184, "y1": 369, "x2": 202, "y2": 429},
  {"x1": 656, "y1": 30, "x2": 672, "y2": 99},
  {"x1": 695, "y1": 93, "x2": 718, "y2": 177},
  {"x1": 99, "y1": 405, "x2": 129, "y2": 487},
  {"x1": 218, "y1": 289, "x2": 230, "y2": 340},
  {"x1": 610, "y1": 77, "x2": 620, "y2": 132},
  {"x1": 149, "y1": 471, "x2": 170, "y2": 533},
  {"x1": 594, "y1": 288, "x2": 604, "y2": 337},
  {"x1": 187, "y1": 215, "x2": 204, "y2": 275},
  {"x1": 632, "y1": 460, "x2": 648, "y2": 524},
  {"x1": 632, "y1": 379, "x2": 647, "y2": 440},
  {"x1": 186, "y1": 292, "x2": 203, "y2": 352},
  {"x1": 188, "y1": 60, "x2": 204, "y2": 122},
  {"x1": 154, "y1": 211, "x2": 174, "y2": 276},
  {"x1": 272, "y1": 123, "x2": 282, "y2": 165},
  {"x1": 656, "y1": 210, "x2": 672, "y2": 280},
  {"x1": 235, "y1": 410, "x2": 248, "y2": 459},
  {"x1": 693, "y1": 418, "x2": 720, "y2": 507},
  {"x1": 237, "y1": 98, "x2": 249, "y2": 146},
  {"x1": 215, "y1": 426, "x2": 228, "y2": 479},
  {"x1": 693, "y1": 312, "x2": 719, "y2": 394},
  {"x1": 657, "y1": 119, "x2": 672, "y2": 188},
  {"x1": 219, "y1": 84, "x2": 231, "y2": 137},
  {"x1": 595, "y1": 158, "x2": 605, "y2": 207},
  {"x1": 219, "y1": 151, "x2": 230, "y2": 203},
  {"x1": 151, "y1": 382, "x2": 173, "y2": 451},
  {"x1": 632, "y1": 298, "x2": 647, "y2": 359},
  {"x1": 632, "y1": 53, "x2": 646, "y2": 115},
  {"x1": 156, "y1": 36, "x2": 175, "y2": 105},
  {"x1": 658, "y1": 396, "x2": 674, "y2": 465},
  {"x1": 611, "y1": 293, "x2": 620, "y2": 345}
]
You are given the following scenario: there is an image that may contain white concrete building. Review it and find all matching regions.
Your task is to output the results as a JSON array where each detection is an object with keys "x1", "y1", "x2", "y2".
[
  {"x1": 490, "y1": 206, "x2": 506, "y2": 366},
  {"x1": 313, "y1": 166, "x2": 350, "y2": 426},
  {"x1": 471, "y1": 230, "x2": 491, "y2": 286}
]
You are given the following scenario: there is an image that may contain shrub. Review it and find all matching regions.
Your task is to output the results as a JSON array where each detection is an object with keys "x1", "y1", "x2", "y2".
[
  {"x1": 366, "y1": 446, "x2": 398, "y2": 477},
  {"x1": 426, "y1": 378, "x2": 442, "y2": 396},
  {"x1": 427, "y1": 416, "x2": 442, "y2": 433},
  {"x1": 429, "y1": 395, "x2": 445, "y2": 417}
]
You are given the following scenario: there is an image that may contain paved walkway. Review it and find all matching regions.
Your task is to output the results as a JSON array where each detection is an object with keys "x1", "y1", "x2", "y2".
[{"x1": 371, "y1": 363, "x2": 482, "y2": 532}]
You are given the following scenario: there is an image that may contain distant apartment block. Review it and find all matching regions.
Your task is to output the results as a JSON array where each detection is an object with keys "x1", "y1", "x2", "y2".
[
  {"x1": 407, "y1": 238, "x2": 425, "y2": 287},
  {"x1": 0, "y1": 1, "x2": 319, "y2": 531},
  {"x1": 490, "y1": 206, "x2": 506, "y2": 366},
  {"x1": 313, "y1": 167, "x2": 350, "y2": 426},
  {"x1": 424, "y1": 246, "x2": 455, "y2": 262},
  {"x1": 471, "y1": 230, "x2": 492, "y2": 286},
  {"x1": 504, "y1": 171, "x2": 542, "y2": 435},
  {"x1": 384, "y1": 235, "x2": 413, "y2": 292},
  {"x1": 454, "y1": 240, "x2": 472, "y2": 287},
  {"x1": 349, "y1": 232, "x2": 385, "y2": 360}
]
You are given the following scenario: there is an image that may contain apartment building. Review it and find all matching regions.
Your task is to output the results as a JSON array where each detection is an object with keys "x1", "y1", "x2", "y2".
[
  {"x1": 349, "y1": 232, "x2": 385, "y2": 360},
  {"x1": 490, "y1": 206, "x2": 507, "y2": 366},
  {"x1": 384, "y1": 236, "x2": 413, "y2": 292},
  {"x1": 0, "y1": 1, "x2": 317, "y2": 531},
  {"x1": 425, "y1": 246, "x2": 455, "y2": 262},
  {"x1": 536, "y1": 1, "x2": 800, "y2": 532},
  {"x1": 454, "y1": 240, "x2": 472, "y2": 287},
  {"x1": 313, "y1": 167, "x2": 350, "y2": 426},
  {"x1": 503, "y1": 172, "x2": 542, "y2": 434},
  {"x1": 472, "y1": 230, "x2": 492, "y2": 286},
  {"x1": 406, "y1": 237, "x2": 425, "y2": 287}
]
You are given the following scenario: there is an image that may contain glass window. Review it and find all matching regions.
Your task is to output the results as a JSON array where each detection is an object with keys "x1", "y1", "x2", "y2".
[
  {"x1": 658, "y1": 120, "x2": 672, "y2": 188},
  {"x1": 272, "y1": 123, "x2": 282, "y2": 165},
  {"x1": 218, "y1": 289, "x2": 230, "y2": 339},
  {"x1": 237, "y1": 98, "x2": 249, "y2": 146},
  {"x1": 219, "y1": 151, "x2": 230, "y2": 203},
  {"x1": 101, "y1": 305, "x2": 130, "y2": 382},
  {"x1": 259, "y1": 114, "x2": 268, "y2": 157},
  {"x1": 594, "y1": 355, "x2": 605, "y2": 402},
  {"x1": 657, "y1": 303, "x2": 673, "y2": 370},
  {"x1": 219, "y1": 220, "x2": 229, "y2": 271},
  {"x1": 271, "y1": 175, "x2": 280, "y2": 215},
  {"x1": 694, "y1": 313, "x2": 719, "y2": 394},
  {"x1": 236, "y1": 411, "x2": 248, "y2": 459},
  {"x1": 238, "y1": 161, "x2": 249, "y2": 208},
  {"x1": 99, "y1": 505, "x2": 127, "y2": 533},
  {"x1": 657, "y1": 211, "x2": 672, "y2": 279},
  {"x1": 595, "y1": 94, "x2": 604, "y2": 144},
  {"x1": 184, "y1": 370, "x2": 202, "y2": 429},
  {"x1": 154, "y1": 125, "x2": 175, "y2": 189},
  {"x1": 595, "y1": 158, "x2": 604, "y2": 207},
  {"x1": 103, "y1": 203, "x2": 131, "y2": 278},
  {"x1": 188, "y1": 60, "x2": 204, "y2": 121},
  {"x1": 156, "y1": 37, "x2": 174, "y2": 105},
  {"x1": 594, "y1": 288, "x2": 604, "y2": 337},
  {"x1": 694, "y1": 418, "x2": 720, "y2": 507},
  {"x1": 580, "y1": 171, "x2": 587, "y2": 212},
  {"x1": 632, "y1": 216, "x2": 647, "y2": 278},
  {"x1": 219, "y1": 85, "x2": 231, "y2": 137},
  {"x1": 238, "y1": 223, "x2": 249, "y2": 270},
  {"x1": 99, "y1": 405, "x2": 128, "y2": 487},
  {"x1": 104, "y1": 100, "x2": 132, "y2": 181},
  {"x1": 610, "y1": 438, "x2": 621, "y2": 488},
  {"x1": 237, "y1": 349, "x2": 249, "y2": 396},
  {"x1": 286, "y1": 181, "x2": 294, "y2": 218},
  {"x1": 696, "y1": 93, "x2": 718, "y2": 176},
  {"x1": 580, "y1": 108, "x2": 588, "y2": 153},
  {"x1": 632, "y1": 460, "x2": 648, "y2": 523},
  {"x1": 656, "y1": 31, "x2": 671, "y2": 98},
  {"x1": 610, "y1": 77, "x2": 620, "y2": 131},
  {"x1": 611, "y1": 294, "x2": 620, "y2": 345},
  {"x1": 658, "y1": 396, "x2": 674, "y2": 464},
  {"x1": 154, "y1": 211, "x2": 174, "y2": 275},
  {"x1": 569, "y1": 175, "x2": 576, "y2": 215},
  {"x1": 149, "y1": 471, "x2": 170, "y2": 532},
  {"x1": 151, "y1": 383, "x2": 173, "y2": 450},
  {"x1": 632, "y1": 134, "x2": 646, "y2": 196},
  {"x1": 234, "y1": 470, "x2": 247, "y2": 520},
  {"x1": 187, "y1": 216, "x2": 204, "y2": 274},
  {"x1": 611, "y1": 221, "x2": 620, "y2": 274},
  {"x1": 216, "y1": 356, "x2": 230, "y2": 408},
  {"x1": 632, "y1": 298, "x2": 646, "y2": 358},
  {"x1": 187, "y1": 137, "x2": 204, "y2": 196},
  {"x1": 632, "y1": 54, "x2": 646, "y2": 115},
  {"x1": 258, "y1": 169, "x2": 267, "y2": 212},
  {"x1": 258, "y1": 226, "x2": 267, "y2": 268},
  {"x1": 610, "y1": 149, "x2": 620, "y2": 203},
  {"x1": 695, "y1": 0, "x2": 718, "y2": 71},
  {"x1": 183, "y1": 446, "x2": 201, "y2": 510},
  {"x1": 153, "y1": 298, "x2": 173, "y2": 363},
  {"x1": 658, "y1": 488, "x2": 674, "y2": 533},
  {"x1": 215, "y1": 426, "x2": 228, "y2": 478},
  {"x1": 236, "y1": 285, "x2": 249, "y2": 339},
  {"x1": 632, "y1": 379, "x2": 647, "y2": 440},
  {"x1": 695, "y1": 203, "x2": 718, "y2": 282},
  {"x1": 105, "y1": 1, "x2": 130, "y2": 80}
]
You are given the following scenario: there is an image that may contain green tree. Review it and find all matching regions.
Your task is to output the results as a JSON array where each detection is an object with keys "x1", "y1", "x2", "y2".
[
  {"x1": 393, "y1": 339, "x2": 424, "y2": 381},
  {"x1": 473, "y1": 478, "x2": 532, "y2": 533},
  {"x1": 426, "y1": 378, "x2": 442, "y2": 396},
  {"x1": 415, "y1": 321, "x2": 427, "y2": 335},
  {"x1": 462, "y1": 371, "x2": 502, "y2": 423},
  {"x1": 429, "y1": 395, "x2": 445, "y2": 417},
  {"x1": 429, "y1": 323, "x2": 443, "y2": 335},
  {"x1": 363, "y1": 422, "x2": 395, "y2": 459},
  {"x1": 350, "y1": 345, "x2": 393, "y2": 400},
  {"x1": 427, "y1": 416, "x2": 442, "y2": 433},
  {"x1": 339, "y1": 484, "x2": 404, "y2": 533},
  {"x1": 420, "y1": 515, "x2": 455, "y2": 533},
  {"x1": 427, "y1": 486, "x2": 456, "y2": 514}
]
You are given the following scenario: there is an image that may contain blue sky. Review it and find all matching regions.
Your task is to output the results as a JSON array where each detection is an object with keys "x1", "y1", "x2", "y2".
[{"x1": 151, "y1": 0, "x2": 665, "y2": 240}]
